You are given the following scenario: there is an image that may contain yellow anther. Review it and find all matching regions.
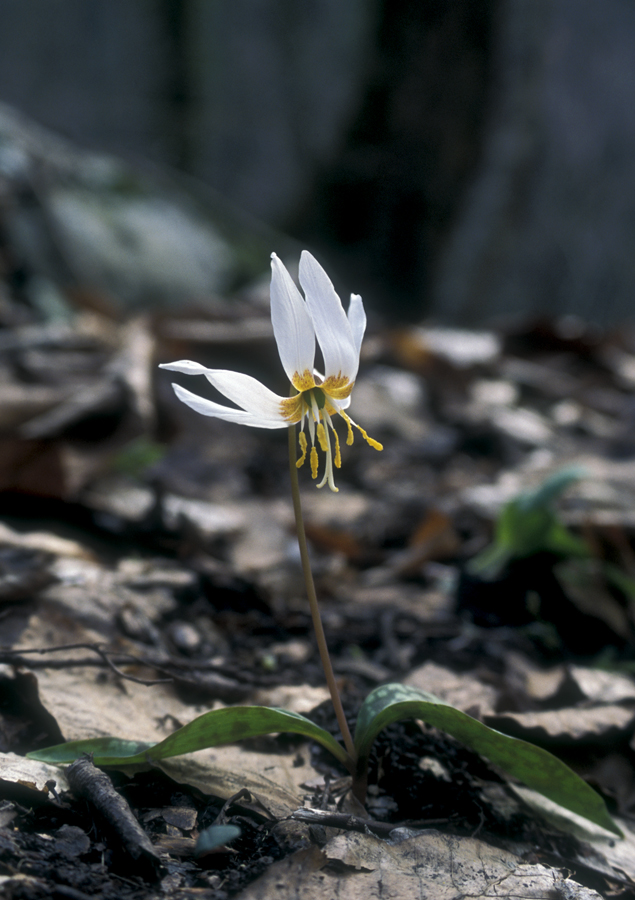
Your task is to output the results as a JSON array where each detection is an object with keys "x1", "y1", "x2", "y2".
[
  {"x1": 296, "y1": 430, "x2": 308, "y2": 468},
  {"x1": 333, "y1": 426, "x2": 342, "y2": 468},
  {"x1": 356, "y1": 423, "x2": 383, "y2": 451},
  {"x1": 310, "y1": 446, "x2": 319, "y2": 479},
  {"x1": 316, "y1": 421, "x2": 328, "y2": 452},
  {"x1": 341, "y1": 411, "x2": 355, "y2": 445}
]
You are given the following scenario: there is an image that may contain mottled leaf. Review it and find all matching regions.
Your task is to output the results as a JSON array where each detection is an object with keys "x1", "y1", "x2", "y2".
[
  {"x1": 28, "y1": 706, "x2": 352, "y2": 770},
  {"x1": 354, "y1": 683, "x2": 621, "y2": 836}
]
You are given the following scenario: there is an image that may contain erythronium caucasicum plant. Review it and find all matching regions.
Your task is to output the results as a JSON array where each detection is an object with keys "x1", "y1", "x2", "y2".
[
  {"x1": 159, "y1": 251, "x2": 382, "y2": 492},
  {"x1": 29, "y1": 252, "x2": 621, "y2": 837}
]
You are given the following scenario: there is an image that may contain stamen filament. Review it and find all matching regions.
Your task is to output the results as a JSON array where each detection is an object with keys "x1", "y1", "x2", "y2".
[{"x1": 317, "y1": 416, "x2": 337, "y2": 492}]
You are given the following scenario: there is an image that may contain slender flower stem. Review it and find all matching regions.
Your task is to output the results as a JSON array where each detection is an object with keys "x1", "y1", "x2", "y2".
[{"x1": 288, "y1": 423, "x2": 357, "y2": 763}]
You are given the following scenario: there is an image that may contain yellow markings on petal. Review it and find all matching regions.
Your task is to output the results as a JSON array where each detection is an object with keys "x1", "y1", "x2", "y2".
[
  {"x1": 322, "y1": 373, "x2": 354, "y2": 400},
  {"x1": 296, "y1": 430, "x2": 308, "y2": 468},
  {"x1": 292, "y1": 369, "x2": 316, "y2": 391},
  {"x1": 316, "y1": 421, "x2": 328, "y2": 452},
  {"x1": 280, "y1": 393, "x2": 304, "y2": 423},
  {"x1": 310, "y1": 446, "x2": 319, "y2": 479}
]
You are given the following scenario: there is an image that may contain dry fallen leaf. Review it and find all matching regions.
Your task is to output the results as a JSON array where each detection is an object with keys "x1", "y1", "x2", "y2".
[
  {"x1": 404, "y1": 661, "x2": 497, "y2": 717},
  {"x1": 29, "y1": 667, "x2": 206, "y2": 744},
  {"x1": 157, "y1": 744, "x2": 310, "y2": 820},
  {"x1": 237, "y1": 828, "x2": 603, "y2": 899},
  {"x1": 567, "y1": 665, "x2": 635, "y2": 704},
  {"x1": 511, "y1": 785, "x2": 635, "y2": 883},
  {"x1": 251, "y1": 683, "x2": 330, "y2": 713},
  {"x1": 485, "y1": 705, "x2": 635, "y2": 743},
  {"x1": 0, "y1": 520, "x2": 92, "y2": 560},
  {"x1": 503, "y1": 652, "x2": 566, "y2": 703},
  {"x1": 0, "y1": 752, "x2": 69, "y2": 796}
]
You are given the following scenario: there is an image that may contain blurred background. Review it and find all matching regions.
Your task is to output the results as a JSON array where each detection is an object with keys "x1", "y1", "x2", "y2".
[{"x1": 0, "y1": 0, "x2": 634, "y2": 325}]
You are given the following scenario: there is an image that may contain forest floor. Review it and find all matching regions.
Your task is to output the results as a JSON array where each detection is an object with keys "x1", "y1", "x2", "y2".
[{"x1": 2, "y1": 298, "x2": 635, "y2": 898}]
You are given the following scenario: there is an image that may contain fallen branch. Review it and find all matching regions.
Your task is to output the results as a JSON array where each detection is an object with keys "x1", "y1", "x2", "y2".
[
  {"x1": 66, "y1": 755, "x2": 161, "y2": 874},
  {"x1": 1, "y1": 642, "x2": 257, "y2": 700},
  {"x1": 290, "y1": 807, "x2": 450, "y2": 838}
]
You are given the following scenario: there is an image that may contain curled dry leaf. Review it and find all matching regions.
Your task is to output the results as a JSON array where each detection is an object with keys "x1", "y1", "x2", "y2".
[
  {"x1": 0, "y1": 752, "x2": 69, "y2": 797},
  {"x1": 485, "y1": 705, "x2": 635, "y2": 744}
]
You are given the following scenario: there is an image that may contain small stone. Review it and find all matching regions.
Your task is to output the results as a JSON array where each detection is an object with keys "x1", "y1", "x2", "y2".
[{"x1": 168, "y1": 621, "x2": 202, "y2": 654}]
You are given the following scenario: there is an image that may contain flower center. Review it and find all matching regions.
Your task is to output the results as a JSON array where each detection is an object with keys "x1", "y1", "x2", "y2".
[
  {"x1": 281, "y1": 384, "x2": 383, "y2": 493},
  {"x1": 311, "y1": 387, "x2": 327, "y2": 410}
]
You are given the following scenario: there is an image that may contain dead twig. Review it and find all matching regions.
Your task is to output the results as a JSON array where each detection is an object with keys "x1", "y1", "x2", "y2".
[
  {"x1": 0, "y1": 642, "x2": 258, "y2": 685},
  {"x1": 290, "y1": 807, "x2": 449, "y2": 838},
  {"x1": 67, "y1": 755, "x2": 161, "y2": 873},
  {"x1": 1, "y1": 643, "x2": 255, "y2": 700},
  {"x1": 214, "y1": 788, "x2": 276, "y2": 826},
  {"x1": 0, "y1": 643, "x2": 172, "y2": 686}
]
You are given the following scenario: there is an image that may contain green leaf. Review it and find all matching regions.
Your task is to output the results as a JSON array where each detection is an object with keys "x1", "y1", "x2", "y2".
[
  {"x1": 27, "y1": 706, "x2": 352, "y2": 771},
  {"x1": 111, "y1": 437, "x2": 166, "y2": 477},
  {"x1": 354, "y1": 684, "x2": 621, "y2": 837},
  {"x1": 27, "y1": 737, "x2": 155, "y2": 764},
  {"x1": 468, "y1": 467, "x2": 589, "y2": 579},
  {"x1": 603, "y1": 561, "x2": 635, "y2": 603},
  {"x1": 196, "y1": 824, "x2": 241, "y2": 854}
]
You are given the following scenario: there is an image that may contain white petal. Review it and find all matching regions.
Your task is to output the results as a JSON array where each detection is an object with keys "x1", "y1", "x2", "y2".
[
  {"x1": 171, "y1": 384, "x2": 286, "y2": 429},
  {"x1": 159, "y1": 360, "x2": 214, "y2": 376},
  {"x1": 299, "y1": 251, "x2": 359, "y2": 381},
  {"x1": 201, "y1": 368, "x2": 287, "y2": 421},
  {"x1": 160, "y1": 360, "x2": 287, "y2": 422},
  {"x1": 330, "y1": 394, "x2": 352, "y2": 411},
  {"x1": 347, "y1": 293, "x2": 366, "y2": 358},
  {"x1": 270, "y1": 253, "x2": 315, "y2": 383}
]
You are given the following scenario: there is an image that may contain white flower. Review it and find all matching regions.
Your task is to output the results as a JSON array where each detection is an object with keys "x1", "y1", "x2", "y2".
[{"x1": 159, "y1": 250, "x2": 382, "y2": 492}]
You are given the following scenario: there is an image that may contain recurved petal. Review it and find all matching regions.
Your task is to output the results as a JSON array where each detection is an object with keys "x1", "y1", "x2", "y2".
[
  {"x1": 159, "y1": 360, "x2": 214, "y2": 376},
  {"x1": 270, "y1": 253, "x2": 315, "y2": 384},
  {"x1": 299, "y1": 251, "x2": 359, "y2": 381},
  {"x1": 201, "y1": 368, "x2": 288, "y2": 421},
  {"x1": 171, "y1": 384, "x2": 286, "y2": 429},
  {"x1": 347, "y1": 293, "x2": 366, "y2": 358}
]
